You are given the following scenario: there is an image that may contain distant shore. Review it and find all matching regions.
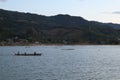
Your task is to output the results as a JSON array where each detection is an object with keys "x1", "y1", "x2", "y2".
[{"x1": 0, "y1": 43, "x2": 119, "y2": 46}]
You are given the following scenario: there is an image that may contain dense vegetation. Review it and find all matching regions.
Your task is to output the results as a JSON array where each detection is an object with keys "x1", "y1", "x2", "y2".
[{"x1": 0, "y1": 9, "x2": 120, "y2": 45}]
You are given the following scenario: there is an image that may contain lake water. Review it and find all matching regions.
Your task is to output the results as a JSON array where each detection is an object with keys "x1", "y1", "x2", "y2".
[{"x1": 0, "y1": 45, "x2": 120, "y2": 80}]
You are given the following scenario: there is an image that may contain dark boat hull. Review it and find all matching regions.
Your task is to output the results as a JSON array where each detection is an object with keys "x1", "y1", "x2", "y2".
[{"x1": 15, "y1": 53, "x2": 42, "y2": 56}]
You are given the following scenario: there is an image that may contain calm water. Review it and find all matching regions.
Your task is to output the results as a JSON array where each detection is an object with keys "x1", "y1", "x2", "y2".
[{"x1": 0, "y1": 45, "x2": 120, "y2": 80}]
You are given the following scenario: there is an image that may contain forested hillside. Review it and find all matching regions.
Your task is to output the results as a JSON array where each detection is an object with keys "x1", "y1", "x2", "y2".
[{"x1": 0, "y1": 9, "x2": 120, "y2": 45}]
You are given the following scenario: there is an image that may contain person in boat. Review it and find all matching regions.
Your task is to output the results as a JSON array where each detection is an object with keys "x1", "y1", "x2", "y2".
[
  {"x1": 17, "y1": 51, "x2": 20, "y2": 55},
  {"x1": 34, "y1": 51, "x2": 36, "y2": 55},
  {"x1": 24, "y1": 52, "x2": 26, "y2": 55}
]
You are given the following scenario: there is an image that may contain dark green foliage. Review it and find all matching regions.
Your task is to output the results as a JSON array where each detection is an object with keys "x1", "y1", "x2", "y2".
[{"x1": 0, "y1": 9, "x2": 120, "y2": 44}]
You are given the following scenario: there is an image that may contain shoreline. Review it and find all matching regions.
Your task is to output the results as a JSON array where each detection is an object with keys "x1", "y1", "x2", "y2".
[{"x1": 0, "y1": 43, "x2": 120, "y2": 46}]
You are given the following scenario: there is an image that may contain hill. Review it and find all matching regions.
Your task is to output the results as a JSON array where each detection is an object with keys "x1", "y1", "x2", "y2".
[{"x1": 0, "y1": 9, "x2": 120, "y2": 45}]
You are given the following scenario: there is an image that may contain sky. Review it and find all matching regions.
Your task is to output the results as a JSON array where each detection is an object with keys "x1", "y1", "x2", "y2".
[{"x1": 0, "y1": 0, "x2": 120, "y2": 24}]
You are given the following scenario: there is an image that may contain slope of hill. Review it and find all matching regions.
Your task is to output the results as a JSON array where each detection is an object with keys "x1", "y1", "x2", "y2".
[{"x1": 0, "y1": 9, "x2": 120, "y2": 45}]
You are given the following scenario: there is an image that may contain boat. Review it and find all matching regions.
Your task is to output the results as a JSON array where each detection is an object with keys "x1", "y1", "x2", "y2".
[
  {"x1": 15, "y1": 52, "x2": 42, "y2": 56},
  {"x1": 61, "y1": 48, "x2": 75, "y2": 50}
]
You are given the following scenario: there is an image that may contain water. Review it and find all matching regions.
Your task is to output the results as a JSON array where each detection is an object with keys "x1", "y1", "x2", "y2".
[{"x1": 0, "y1": 45, "x2": 120, "y2": 80}]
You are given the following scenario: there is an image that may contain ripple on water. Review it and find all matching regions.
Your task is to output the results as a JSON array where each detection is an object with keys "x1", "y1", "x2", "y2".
[{"x1": 0, "y1": 46, "x2": 120, "y2": 80}]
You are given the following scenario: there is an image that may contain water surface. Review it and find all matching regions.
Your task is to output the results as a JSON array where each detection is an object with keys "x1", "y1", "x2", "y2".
[{"x1": 0, "y1": 45, "x2": 120, "y2": 80}]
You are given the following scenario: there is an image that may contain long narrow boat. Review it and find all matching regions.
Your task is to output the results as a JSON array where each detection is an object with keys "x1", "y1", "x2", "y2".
[{"x1": 15, "y1": 52, "x2": 42, "y2": 56}]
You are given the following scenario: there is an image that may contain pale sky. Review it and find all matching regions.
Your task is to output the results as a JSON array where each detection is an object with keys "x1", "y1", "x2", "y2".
[{"x1": 0, "y1": 0, "x2": 120, "y2": 24}]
